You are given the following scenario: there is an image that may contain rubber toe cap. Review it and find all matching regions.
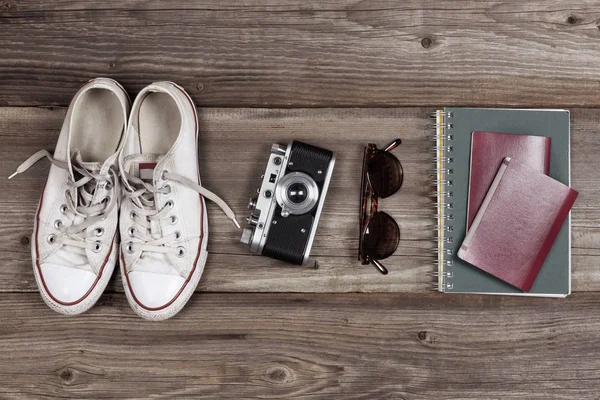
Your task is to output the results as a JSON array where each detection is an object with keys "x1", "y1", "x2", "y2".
[
  {"x1": 128, "y1": 271, "x2": 186, "y2": 309},
  {"x1": 39, "y1": 263, "x2": 97, "y2": 304}
]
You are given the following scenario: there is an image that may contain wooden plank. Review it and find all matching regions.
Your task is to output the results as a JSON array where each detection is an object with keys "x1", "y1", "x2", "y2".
[
  {"x1": 0, "y1": 291, "x2": 599, "y2": 399},
  {"x1": 1, "y1": 107, "x2": 598, "y2": 293},
  {"x1": 2, "y1": 1, "x2": 600, "y2": 107}
]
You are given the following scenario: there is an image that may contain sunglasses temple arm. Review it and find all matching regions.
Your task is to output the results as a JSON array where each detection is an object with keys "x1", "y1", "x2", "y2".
[
  {"x1": 383, "y1": 138, "x2": 402, "y2": 152},
  {"x1": 371, "y1": 259, "x2": 389, "y2": 275}
]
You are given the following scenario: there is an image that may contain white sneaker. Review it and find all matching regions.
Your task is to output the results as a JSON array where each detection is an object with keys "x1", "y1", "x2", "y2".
[
  {"x1": 119, "y1": 82, "x2": 239, "y2": 321},
  {"x1": 9, "y1": 78, "x2": 130, "y2": 315}
]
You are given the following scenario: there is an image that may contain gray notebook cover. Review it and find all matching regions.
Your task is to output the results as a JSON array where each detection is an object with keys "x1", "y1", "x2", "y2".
[{"x1": 439, "y1": 108, "x2": 571, "y2": 296}]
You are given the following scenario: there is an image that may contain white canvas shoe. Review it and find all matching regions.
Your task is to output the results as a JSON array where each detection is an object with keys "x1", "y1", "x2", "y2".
[
  {"x1": 9, "y1": 78, "x2": 130, "y2": 315},
  {"x1": 119, "y1": 82, "x2": 239, "y2": 321}
]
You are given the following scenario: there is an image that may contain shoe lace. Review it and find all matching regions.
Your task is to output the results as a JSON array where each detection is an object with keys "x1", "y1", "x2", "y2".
[
  {"x1": 122, "y1": 170, "x2": 239, "y2": 256},
  {"x1": 9, "y1": 149, "x2": 119, "y2": 252}
]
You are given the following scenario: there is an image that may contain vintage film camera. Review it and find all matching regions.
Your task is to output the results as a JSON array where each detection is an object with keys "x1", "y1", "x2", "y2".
[{"x1": 240, "y1": 141, "x2": 336, "y2": 264}]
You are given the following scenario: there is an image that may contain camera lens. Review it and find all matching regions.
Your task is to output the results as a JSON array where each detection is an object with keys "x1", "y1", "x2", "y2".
[
  {"x1": 275, "y1": 172, "x2": 320, "y2": 216},
  {"x1": 287, "y1": 183, "x2": 308, "y2": 204}
]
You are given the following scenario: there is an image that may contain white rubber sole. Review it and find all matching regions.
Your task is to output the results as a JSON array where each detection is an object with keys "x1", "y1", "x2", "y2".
[
  {"x1": 31, "y1": 212, "x2": 118, "y2": 316},
  {"x1": 120, "y1": 82, "x2": 209, "y2": 321},
  {"x1": 29, "y1": 77, "x2": 127, "y2": 316},
  {"x1": 121, "y1": 210, "x2": 209, "y2": 321}
]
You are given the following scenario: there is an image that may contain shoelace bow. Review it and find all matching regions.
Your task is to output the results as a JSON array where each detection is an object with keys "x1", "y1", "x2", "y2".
[
  {"x1": 122, "y1": 170, "x2": 240, "y2": 257},
  {"x1": 9, "y1": 149, "x2": 119, "y2": 253}
]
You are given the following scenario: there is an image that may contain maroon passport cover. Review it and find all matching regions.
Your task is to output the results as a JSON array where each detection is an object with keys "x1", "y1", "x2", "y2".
[
  {"x1": 467, "y1": 131, "x2": 551, "y2": 230},
  {"x1": 458, "y1": 158, "x2": 578, "y2": 292}
]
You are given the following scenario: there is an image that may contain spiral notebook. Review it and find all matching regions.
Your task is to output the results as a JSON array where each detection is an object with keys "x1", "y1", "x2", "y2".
[{"x1": 431, "y1": 108, "x2": 571, "y2": 297}]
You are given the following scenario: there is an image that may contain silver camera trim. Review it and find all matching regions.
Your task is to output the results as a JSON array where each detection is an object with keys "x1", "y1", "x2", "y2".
[
  {"x1": 275, "y1": 172, "x2": 319, "y2": 217},
  {"x1": 241, "y1": 141, "x2": 336, "y2": 265},
  {"x1": 302, "y1": 152, "x2": 336, "y2": 264},
  {"x1": 243, "y1": 143, "x2": 292, "y2": 255}
]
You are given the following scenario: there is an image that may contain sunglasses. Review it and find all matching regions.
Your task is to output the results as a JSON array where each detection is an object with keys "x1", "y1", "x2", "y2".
[{"x1": 359, "y1": 139, "x2": 403, "y2": 275}]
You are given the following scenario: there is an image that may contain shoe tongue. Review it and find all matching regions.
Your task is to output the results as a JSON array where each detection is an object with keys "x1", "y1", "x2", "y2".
[
  {"x1": 79, "y1": 161, "x2": 103, "y2": 173},
  {"x1": 123, "y1": 154, "x2": 165, "y2": 241},
  {"x1": 124, "y1": 154, "x2": 163, "y2": 184},
  {"x1": 139, "y1": 162, "x2": 157, "y2": 183},
  {"x1": 71, "y1": 159, "x2": 103, "y2": 205}
]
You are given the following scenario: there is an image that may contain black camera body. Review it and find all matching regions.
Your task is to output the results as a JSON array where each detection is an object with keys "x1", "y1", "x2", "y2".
[{"x1": 240, "y1": 141, "x2": 335, "y2": 264}]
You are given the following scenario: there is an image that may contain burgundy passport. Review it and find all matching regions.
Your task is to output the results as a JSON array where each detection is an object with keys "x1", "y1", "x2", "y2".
[
  {"x1": 467, "y1": 131, "x2": 551, "y2": 229},
  {"x1": 458, "y1": 158, "x2": 578, "y2": 292}
]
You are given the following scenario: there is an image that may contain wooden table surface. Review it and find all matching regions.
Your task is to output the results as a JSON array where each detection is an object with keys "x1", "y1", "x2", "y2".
[{"x1": 2, "y1": 1, "x2": 600, "y2": 398}]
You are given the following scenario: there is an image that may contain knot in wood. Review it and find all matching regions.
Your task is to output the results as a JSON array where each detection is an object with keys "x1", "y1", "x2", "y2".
[
  {"x1": 59, "y1": 368, "x2": 75, "y2": 384},
  {"x1": 265, "y1": 365, "x2": 293, "y2": 384}
]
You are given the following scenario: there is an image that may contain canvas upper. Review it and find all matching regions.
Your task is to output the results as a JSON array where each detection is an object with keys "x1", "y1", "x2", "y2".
[
  {"x1": 118, "y1": 81, "x2": 238, "y2": 320},
  {"x1": 10, "y1": 78, "x2": 130, "y2": 315}
]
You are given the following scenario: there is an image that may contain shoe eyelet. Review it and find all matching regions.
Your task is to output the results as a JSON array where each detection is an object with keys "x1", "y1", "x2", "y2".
[
  {"x1": 47, "y1": 234, "x2": 56, "y2": 244},
  {"x1": 130, "y1": 211, "x2": 137, "y2": 220},
  {"x1": 92, "y1": 241, "x2": 102, "y2": 253},
  {"x1": 60, "y1": 204, "x2": 68, "y2": 214},
  {"x1": 165, "y1": 200, "x2": 174, "y2": 209},
  {"x1": 163, "y1": 184, "x2": 171, "y2": 194},
  {"x1": 54, "y1": 220, "x2": 63, "y2": 229},
  {"x1": 95, "y1": 227, "x2": 104, "y2": 237},
  {"x1": 176, "y1": 246, "x2": 185, "y2": 257},
  {"x1": 128, "y1": 227, "x2": 136, "y2": 236},
  {"x1": 101, "y1": 196, "x2": 110, "y2": 204},
  {"x1": 174, "y1": 231, "x2": 181, "y2": 240},
  {"x1": 170, "y1": 215, "x2": 177, "y2": 225},
  {"x1": 161, "y1": 170, "x2": 169, "y2": 181},
  {"x1": 105, "y1": 181, "x2": 113, "y2": 190},
  {"x1": 125, "y1": 242, "x2": 134, "y2": 254}
]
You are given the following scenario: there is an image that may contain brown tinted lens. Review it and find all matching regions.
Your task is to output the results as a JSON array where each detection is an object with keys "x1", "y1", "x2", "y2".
[
  {"x1": 362, "y1": 212, "x2": 400, "y2": 260},
  {"x1": 367, "y1": 151, "x2": 403, "y2": 198}
]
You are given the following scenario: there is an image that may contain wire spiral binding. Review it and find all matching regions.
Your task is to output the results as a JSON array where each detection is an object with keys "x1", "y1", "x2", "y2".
[{"x1": 429, "y1": 110, "x2": 454, "y2": 291}]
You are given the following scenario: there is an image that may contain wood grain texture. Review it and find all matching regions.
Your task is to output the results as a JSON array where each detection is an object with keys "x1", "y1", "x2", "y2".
[
  {"x1": 2, "y1": 1, "x2": 600, "y2": 107},
  {"x1": 2, "y1": 3, "x2": 599, "y2": 399},
  {"x1": 1, "y1": 106, "x2": 598, "y2": 293},
  {"x1": 1, "y1": 291, "x2": 600, "y2": 399}
]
